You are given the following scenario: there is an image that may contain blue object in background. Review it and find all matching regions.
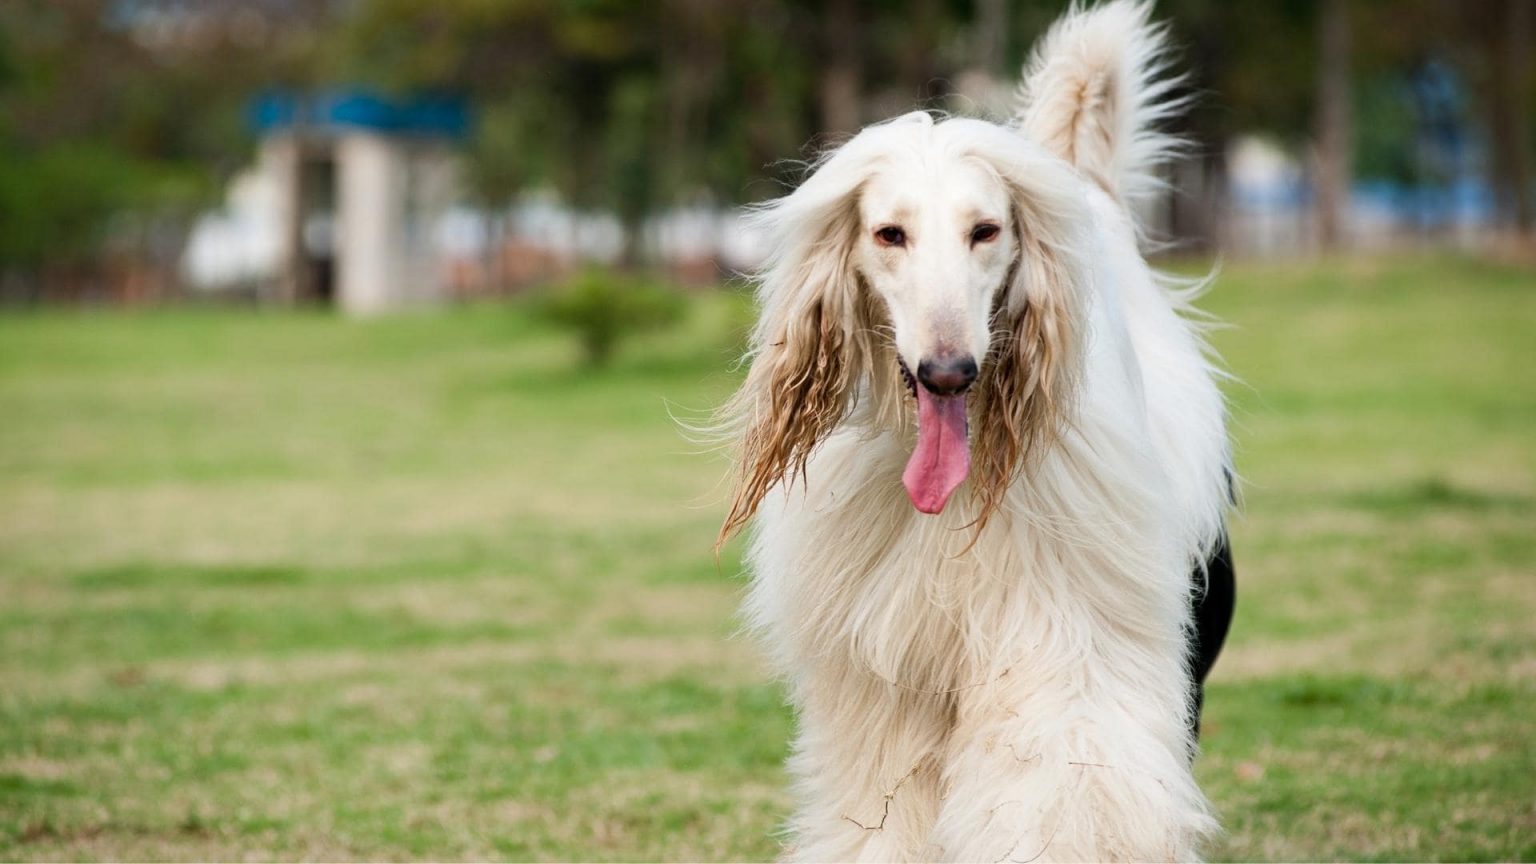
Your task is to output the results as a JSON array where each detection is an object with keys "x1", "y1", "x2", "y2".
[{"x1": 250, "y1": 88, "x2": 471, "y2": 140}]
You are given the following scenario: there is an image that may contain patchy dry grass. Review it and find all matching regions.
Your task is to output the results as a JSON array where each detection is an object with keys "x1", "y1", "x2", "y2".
[{"x1": 1, "y1": 255, "x2": 1533, "y2": 861}]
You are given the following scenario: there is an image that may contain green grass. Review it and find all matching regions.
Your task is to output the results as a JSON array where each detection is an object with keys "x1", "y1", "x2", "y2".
[{"x1": 1, "y1": 255, "x2": 1533, "y2": 861}]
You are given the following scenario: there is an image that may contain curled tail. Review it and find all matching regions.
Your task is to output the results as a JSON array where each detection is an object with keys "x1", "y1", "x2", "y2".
[{"x1": 1016, "y1": 0, "x2": 1187, "y2": 216}]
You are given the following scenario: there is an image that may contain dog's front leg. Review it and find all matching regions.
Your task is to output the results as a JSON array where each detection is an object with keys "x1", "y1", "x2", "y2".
[
  {"x1": 925, "y1": 668, "x2": 1215, "y2": 863},
  {"x1": 778, "y1": 664, "x2": 952, "y2": 863}
]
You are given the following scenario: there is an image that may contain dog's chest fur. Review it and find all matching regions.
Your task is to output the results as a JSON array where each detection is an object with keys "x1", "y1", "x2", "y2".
[{"x1": 744, "y1": 426, "x2": 1149, "y2": 697}]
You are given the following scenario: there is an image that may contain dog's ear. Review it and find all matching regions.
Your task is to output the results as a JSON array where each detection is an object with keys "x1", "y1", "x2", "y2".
[
  {"x1": 716, "y1": 138, "x2": 901, "y2": 546},
  {"x1": 967, "y1": 142, "x2": 1093, "y2": 525}
]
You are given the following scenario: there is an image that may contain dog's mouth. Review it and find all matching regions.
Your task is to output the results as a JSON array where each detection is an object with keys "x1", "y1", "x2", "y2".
[{"x1": 897, "y1": 358, "x2": 971, "y2": 515}]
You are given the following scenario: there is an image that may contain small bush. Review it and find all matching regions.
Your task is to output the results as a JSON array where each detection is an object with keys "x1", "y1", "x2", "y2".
[{"x1": 533, "y1": 268, "x2": 687, "y2": 367}]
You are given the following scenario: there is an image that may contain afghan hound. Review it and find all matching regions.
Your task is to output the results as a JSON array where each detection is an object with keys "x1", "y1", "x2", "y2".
[{"x1": 714, "y1": 2, "x2": 1235, "y2": 860}]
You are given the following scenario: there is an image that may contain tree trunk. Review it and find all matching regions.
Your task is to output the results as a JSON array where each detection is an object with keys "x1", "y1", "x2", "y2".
[
  {"x1": 904, "y1": 0, "x2": 942, "y2": 100},
  {"x1": 1314, "y1": 0, "x2": 1352, "y2": 252},
  {"x1": 1168, "y1": 146, "x2": 1227, "y2": 255},
  {"x1": 482, "y1": 211, "x2": 502, "y2": 296},
  {"x1": 618, "y1": 209, "x2": 647, "y2": 273},
  {"x1": 1486, "y1": 0, "x2": 1532, "y2": 235},
  {"x1": 280, "y1": 135, "x2": 310, "y2": 304},
  {"x1": 664, "y1": 0, "x2": 717, "y2": 196},
  {"x1": 818, "y1": 0, "x2": 863, "y2": 136},
  {"x1": 975, "y1": 0, "x2": 1008, "y2": 77}
]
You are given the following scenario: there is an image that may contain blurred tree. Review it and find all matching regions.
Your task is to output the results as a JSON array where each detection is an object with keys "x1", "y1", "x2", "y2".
[
  {"x1": 1353, "y1": 76, "x2": 1418, "y2": 185},
  {"x1": 973, "y1": 0, "x2": 1008, "y2": 76},
  {"x1": 336, "y1": 0, "x2": 663, "y2": 266},
  {"x1": 463, "y1": 99, "x2": 540, "y2": 294},
  {"x1": 3, "y1": 0, "x2": 1529, "y2": 297},
  {"x1": 1166, "y1": 0, "x2": 1535, "y2": 246},
  {"x1": 0, "y1": 0, "x2": 330, "y2": 300},
  {"x1": 1335, "y1": 0, "x2": 1534, "y2": 236},
  {"x1": 1152, "y1": 0, "x2": 1317, "y2": 249},
  {"x1": 818, "y1": 0, "x2": 864, "y2": 136},
  {"x1": 331, "y1": 0, "x2": 1003, "y2": 267},
  {"x1": 1469, "y1": 0, "x2": 1533, "y2": 234},
  {"x1": 1315, "y1": 0, "x2": 1352, "y2": 250}
]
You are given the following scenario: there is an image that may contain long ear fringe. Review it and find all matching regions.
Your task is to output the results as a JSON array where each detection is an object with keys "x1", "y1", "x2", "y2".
[
  {"x1": 715, "y1": 246, "x2": 860, "y2": 547},
  {"x1": 968, "y1": 209, "x2": 1089, "y2": 533},
  {"x1": 958, "y1": 121, "x2": 1096, "y2": 533},
  {"x1": 713, "y1": 273, "x2": 905, "y2": 548},
  {"x1": 709, "y1": 116, "x2": 939, "y2": 547}
]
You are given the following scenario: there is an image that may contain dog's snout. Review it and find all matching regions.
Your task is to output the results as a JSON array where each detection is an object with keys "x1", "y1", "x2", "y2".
[{"x1": 916, "y1": 355, "x2": 978, "y2": 396}]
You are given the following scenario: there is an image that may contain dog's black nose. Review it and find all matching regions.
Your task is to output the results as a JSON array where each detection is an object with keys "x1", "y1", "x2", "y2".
[{"x1": 916, "y1": 355, "x2": 978, "y2": 396}]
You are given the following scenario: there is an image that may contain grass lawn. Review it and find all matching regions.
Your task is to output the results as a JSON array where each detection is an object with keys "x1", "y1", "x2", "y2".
[{"x1": 1, "y1": 255, "x2": 1532, "y2": 861}]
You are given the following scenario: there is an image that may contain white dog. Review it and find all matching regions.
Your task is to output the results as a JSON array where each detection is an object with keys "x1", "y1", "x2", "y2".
[{"x1": 715, "y1": 2, "x2": 1233, "y2": 860}]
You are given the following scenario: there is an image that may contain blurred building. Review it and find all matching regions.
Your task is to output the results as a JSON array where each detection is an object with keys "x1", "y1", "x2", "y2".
[
  {"x1": 178, "y1": 68, "x2": 1517, "y2": 307},
  {"x1": 183, "y1": 90, "x2": 466, "y2": 314}
]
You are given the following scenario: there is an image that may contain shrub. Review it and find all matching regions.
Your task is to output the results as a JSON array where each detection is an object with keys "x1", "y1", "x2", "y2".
[{"x1": 533, "y1": 268, "x2": 686, "y2": 367}]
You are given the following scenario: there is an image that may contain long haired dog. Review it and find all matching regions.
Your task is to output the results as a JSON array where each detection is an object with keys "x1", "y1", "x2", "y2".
[{"x1": 715, "y1": 2, "x2": 1232, "y2": 861}]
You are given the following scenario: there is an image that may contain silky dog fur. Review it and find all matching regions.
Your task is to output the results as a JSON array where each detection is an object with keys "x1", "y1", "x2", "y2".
[{"x1": 715, "y1": 2, "x2": 1231, "y2": 859}]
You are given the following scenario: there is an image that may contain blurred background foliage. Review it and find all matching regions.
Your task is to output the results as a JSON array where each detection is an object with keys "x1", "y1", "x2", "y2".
[{"x1": 0, "y1": 0, "x2": 1530, "y2": 300}]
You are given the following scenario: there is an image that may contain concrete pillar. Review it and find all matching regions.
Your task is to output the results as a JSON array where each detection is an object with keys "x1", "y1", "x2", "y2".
[{"x1": 336, "y1": 132, "x2": 406, "y2": 315}]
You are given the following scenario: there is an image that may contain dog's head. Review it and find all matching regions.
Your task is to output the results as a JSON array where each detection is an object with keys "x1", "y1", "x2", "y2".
[{"x1": 719, "y1": 112, "x2": 1091, "y2": 543}]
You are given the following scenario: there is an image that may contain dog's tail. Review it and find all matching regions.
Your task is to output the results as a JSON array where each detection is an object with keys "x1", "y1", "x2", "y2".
[{"x1": 1016, "y1": 0, "x2": 1186, "y2": 215}]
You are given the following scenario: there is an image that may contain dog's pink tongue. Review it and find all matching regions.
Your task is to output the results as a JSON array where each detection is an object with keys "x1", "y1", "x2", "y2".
[{"x1": 903, "y1": 389, "x2": 971, "y2": 514}]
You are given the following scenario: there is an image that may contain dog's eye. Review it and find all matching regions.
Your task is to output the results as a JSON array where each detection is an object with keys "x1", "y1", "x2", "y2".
[
  {"x1": 971, "y1": 223, "x2": 1001, "y2": 245},
  {"x1": 874, "y1": 226, "x2": 906, "y2": 247}
]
